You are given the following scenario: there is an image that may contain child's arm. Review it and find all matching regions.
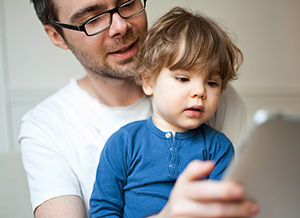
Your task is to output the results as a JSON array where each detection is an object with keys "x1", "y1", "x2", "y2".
[
  {"x1": 208, "y1": 132, "x2": 234, "y2": 180},
  {"x1": 89, "y1": 131, "x2": 128, "y2": 218}
]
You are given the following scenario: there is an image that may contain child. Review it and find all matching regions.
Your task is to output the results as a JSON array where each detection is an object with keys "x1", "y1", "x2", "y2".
[{"x1": 89, "y1": 7, "x2": 243, "y2": 218}]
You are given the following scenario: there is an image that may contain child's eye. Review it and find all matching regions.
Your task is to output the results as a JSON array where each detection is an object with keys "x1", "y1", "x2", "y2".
[
  {"x1": 207, "y1": 81, "x2": 220, "y2": 87},
  {"x1": 176, "y1": 77, "x2": 190, "y2": 82}
]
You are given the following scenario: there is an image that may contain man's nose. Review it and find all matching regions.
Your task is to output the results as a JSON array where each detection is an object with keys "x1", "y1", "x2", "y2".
[{"x1": 108, "y1": 12, "x2": 129, "y2": 38}]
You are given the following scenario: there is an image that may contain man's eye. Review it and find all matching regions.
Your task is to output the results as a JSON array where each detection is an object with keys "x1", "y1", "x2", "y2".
[
  {"x1": 176, "y1": 77, "x2": 190, "y2": 82},
  {"x1": 122, "y1": 0, "x2": 135, "y2": 8}
]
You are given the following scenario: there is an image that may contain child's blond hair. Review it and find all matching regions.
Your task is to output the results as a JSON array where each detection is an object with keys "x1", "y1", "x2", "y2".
[{"x1": 134, "y1": 7, "x2": 243, "y2": 90}]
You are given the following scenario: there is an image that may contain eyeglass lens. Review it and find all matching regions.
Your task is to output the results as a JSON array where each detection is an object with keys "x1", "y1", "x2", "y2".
[{"x1": 85, "y1": 0, "x2": 145, "y2": 36}]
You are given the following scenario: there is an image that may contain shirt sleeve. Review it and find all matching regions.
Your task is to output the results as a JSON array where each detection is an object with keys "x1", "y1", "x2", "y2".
[
  {"x1": 208, "y1": 132, "x2": 235, "y2": 180},
  {"x1": 207, "y1": 84, "x2": 250, "y2": 147},
  {"x1": 19, "y1": 117, "x2": 82, "y2": 212},
  {"x1": 89, "y1": 129, "x2": 127, "y2": 218}
]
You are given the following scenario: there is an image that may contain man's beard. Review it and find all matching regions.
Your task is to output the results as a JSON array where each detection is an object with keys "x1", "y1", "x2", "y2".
[{"x1": 66, "y1": 29, "x2": 143, "y2": 80}]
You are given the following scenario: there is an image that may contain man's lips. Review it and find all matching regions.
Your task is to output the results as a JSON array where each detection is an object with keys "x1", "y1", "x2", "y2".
[
  {"x1": 107, "y1": 41, "x2": 138, "y2": 61},
  {"x1": 109, "y1": 41, "x2": 137, "y2": 54}
]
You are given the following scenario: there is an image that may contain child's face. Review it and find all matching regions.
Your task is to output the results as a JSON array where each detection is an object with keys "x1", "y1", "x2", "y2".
[{"x1": 143, "y1": 67, "x2": 222, "y2": 134}]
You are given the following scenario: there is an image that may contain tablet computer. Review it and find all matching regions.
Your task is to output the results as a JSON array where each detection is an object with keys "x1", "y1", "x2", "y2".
[{"x1": 223, "y1": 109, "x2": 300, "y2": 218}]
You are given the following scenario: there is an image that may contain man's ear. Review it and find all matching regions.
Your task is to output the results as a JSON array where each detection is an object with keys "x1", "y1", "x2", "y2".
[
  {"x1": 44, "y1": 24, "x2": 69, "y2": 50},
  {"x1": 141, "y1": 74, "x2": 154, "y2": 96}
]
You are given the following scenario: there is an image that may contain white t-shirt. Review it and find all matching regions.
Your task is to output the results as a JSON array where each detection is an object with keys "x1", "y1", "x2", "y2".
[{"x1": 19, "y1": 78, "x2": 249, "y2": 212}]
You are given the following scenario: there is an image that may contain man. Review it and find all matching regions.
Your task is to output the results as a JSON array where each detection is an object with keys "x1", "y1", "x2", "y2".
[{"x1": 20, "y1": 0, "x2": 259, "y2": 217}]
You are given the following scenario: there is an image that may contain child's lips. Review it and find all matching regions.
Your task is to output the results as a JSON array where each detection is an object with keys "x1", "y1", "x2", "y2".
[
  {"x1": 185, "y1": 105, "x2": 204, "y2": 117},
  {"x1": 186, "y1": 105, "x2": 204, "y2": 111}
]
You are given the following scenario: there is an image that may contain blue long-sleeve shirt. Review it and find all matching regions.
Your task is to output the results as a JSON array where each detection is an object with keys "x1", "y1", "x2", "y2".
[{"x1": 89, "y1": 117, "x2": 234, "y2": 218}]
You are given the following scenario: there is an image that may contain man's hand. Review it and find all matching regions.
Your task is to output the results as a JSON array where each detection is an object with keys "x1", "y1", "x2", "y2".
[
  {"x1": 34, "y1": 195, "x2": 87, "y2": 218},
  {"x1": 150, "y1": 160, "x2": 259, "y2": 218}
]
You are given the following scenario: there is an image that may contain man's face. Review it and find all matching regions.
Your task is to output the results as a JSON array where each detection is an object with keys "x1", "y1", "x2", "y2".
[{"x1": 54, "y1": 0, "x2": 148, "y2": 79}]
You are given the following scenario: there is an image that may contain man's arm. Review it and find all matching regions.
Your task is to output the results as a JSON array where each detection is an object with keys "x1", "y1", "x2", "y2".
[
  {"x1": 20, "y1": 118, "x2": 86, "y2": 216},
  {"x1": 148, "y1": 160, "x2": 259, "y2": 218},
  {"x1": 35, "y1": 195, "x2": 87, "y2": 218}
]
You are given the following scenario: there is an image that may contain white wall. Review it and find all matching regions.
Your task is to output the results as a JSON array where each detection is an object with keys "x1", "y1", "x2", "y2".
[
  {"x1": 1, "y1": 0, "x2": 300, "y2": 151},
  {"x1": 2, "y1": 0, "x2": 84, "y2": 151},
  {"x1": 0, "y1": 0, "x2": 12, "y2": 152}
]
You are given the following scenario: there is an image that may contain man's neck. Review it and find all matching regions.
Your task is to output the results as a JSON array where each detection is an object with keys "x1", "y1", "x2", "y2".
[{"x1": 78, "y1": 74, "x2": 144, "y2": 107}]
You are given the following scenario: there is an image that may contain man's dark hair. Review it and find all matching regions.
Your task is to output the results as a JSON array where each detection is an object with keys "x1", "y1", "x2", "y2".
[{"x1": 30, "y1": 0, "x2": 64, "y2": 36}]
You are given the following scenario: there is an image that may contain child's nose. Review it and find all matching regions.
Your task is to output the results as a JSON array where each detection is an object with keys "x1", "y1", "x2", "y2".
[{"x1": 190, "y1": 86, "x2": 206, "y2": 99}]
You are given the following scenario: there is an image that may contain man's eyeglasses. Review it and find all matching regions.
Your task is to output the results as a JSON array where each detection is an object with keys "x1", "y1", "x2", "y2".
[{"x1": 52, "y1": 0, "x2": 147, "y2": 36}]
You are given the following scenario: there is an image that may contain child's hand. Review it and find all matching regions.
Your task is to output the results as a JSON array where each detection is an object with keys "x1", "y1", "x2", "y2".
[{"x1": 150, "y1": 160, "x2": 259, "y2": 218}]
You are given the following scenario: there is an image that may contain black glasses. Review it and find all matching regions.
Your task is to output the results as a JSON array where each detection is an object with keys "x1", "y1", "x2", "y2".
[{"x1": 52, "y1": 0, "x2": 147, "y2": 36}]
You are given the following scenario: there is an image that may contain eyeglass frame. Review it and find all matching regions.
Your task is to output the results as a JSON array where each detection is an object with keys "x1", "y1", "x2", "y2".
[{"x1": 51, "y1": 0, "x2": 147, "y2": 36}]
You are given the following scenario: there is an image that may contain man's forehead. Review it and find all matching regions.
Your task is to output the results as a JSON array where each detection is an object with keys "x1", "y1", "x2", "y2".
[{"x1": 54, "y1": 0, "x2": 119, "y2": 21}]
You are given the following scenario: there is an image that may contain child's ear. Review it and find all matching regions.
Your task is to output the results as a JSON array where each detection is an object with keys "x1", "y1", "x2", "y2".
[
  {"x1": 44, "y1": 24, "x2": 69, "y2": 50},
  {"x1": 141, "y1": 74, "x2": 154, "y2": 96}
]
